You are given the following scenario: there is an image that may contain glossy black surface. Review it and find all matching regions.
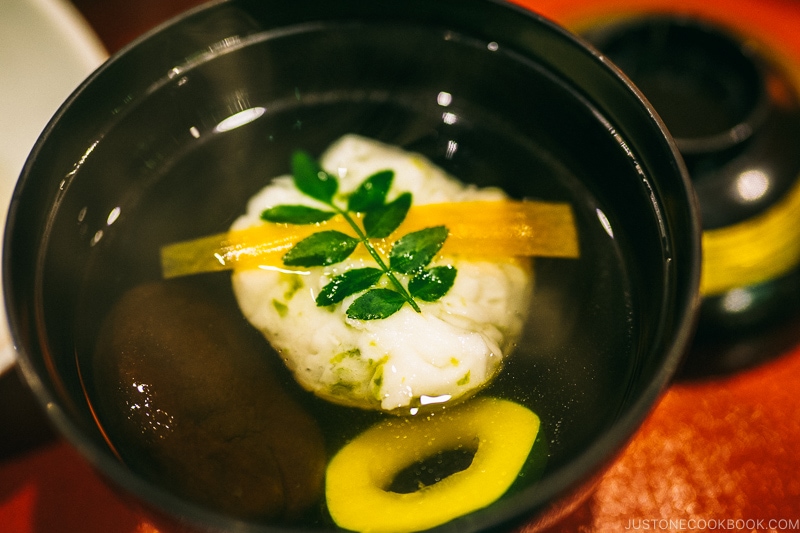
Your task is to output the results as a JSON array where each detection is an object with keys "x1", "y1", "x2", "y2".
[
  {"x1": 585, "y1": 15, "x2": 800, "y2": 378},
  {"x1": 4, "y1": 1, "x2": 700, "y2": 532}
]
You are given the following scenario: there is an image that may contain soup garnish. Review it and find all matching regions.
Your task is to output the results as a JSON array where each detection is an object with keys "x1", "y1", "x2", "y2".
[
  {"x1": 326, "y1": 397, "x2": 540, "y2": 532},
  {"x1": 221, "y1": 135, "x2": 578, "y2": 412}
]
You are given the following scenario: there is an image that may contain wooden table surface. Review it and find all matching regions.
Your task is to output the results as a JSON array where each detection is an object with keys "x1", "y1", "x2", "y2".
[{"x1": 2, "y1": 0, "x2": 800, "y2": 532}]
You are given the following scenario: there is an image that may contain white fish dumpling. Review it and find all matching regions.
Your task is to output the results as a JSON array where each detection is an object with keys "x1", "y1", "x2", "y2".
[{"x1": 231, "y1": 135, "x2": 533, "y2": 412}]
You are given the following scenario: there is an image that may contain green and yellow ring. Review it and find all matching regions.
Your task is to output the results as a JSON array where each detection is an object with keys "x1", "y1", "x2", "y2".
[{"x1": 325, "y1": 397, "x2": 540, "y2": 533}]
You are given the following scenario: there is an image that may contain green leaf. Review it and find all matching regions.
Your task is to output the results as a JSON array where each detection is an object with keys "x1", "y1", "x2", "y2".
[
  {"x1": 316, "y1": 268, "x2": 384, "y2": 306},
  {"x1": 346, "y1": 289, "x2": 407, "y2": 320},
  {"x1": 291, "y1": 150, "x2": 338, "y2": 204},
  {"x1": 389, "y1": 225, "x2": 449, "y2": 274},
  {"x1": 347, "y1": 170, "x2": 394, "y2": 212},
  {"x1": 261, "y1": 205, "x2": 335, "y2": 224},
  {"x1": 364, "y1": 192, "x2": 412, "y2": 239},
  {"x1": 283, "y1": 230, "x2": 359, "y2": 267},
  {"x1": 408, "y1": 265, "x2": 457, "y2": 302}
]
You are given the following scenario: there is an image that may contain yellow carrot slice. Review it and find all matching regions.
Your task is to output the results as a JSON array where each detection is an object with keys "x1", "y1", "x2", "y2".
[
  {"x1": 325, "y1": 397, "x2": 540, "y2": 533},
  {"x1": 160, "y1": 200, "x2": 579, "y2": 279}
]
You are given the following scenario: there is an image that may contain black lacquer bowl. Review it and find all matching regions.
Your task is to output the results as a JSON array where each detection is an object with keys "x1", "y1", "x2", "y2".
[
  {"x1": 4, "y1": 1, "x2": 700, "y2": 531},
  {"x1": 584, "y1": 15, "x2": 800, "y2": 377}
]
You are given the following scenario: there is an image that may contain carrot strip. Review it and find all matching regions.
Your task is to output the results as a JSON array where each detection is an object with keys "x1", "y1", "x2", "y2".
[{"x1": 160, "y1": 200, "x2": 579, "y2": 279}]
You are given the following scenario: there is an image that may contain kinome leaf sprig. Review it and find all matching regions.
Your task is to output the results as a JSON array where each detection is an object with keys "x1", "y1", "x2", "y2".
[{"x1": 260, "y1": 151, "x2": 457, "y2": 320}]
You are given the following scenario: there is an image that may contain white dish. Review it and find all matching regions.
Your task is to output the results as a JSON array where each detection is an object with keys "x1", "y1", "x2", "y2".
[{"x1": 0, "y1": 0, "x2": 107, "y2": 374}]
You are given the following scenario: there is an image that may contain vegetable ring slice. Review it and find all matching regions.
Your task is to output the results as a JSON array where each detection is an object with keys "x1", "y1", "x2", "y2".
[{"x1": 325, "y1": 397, "x2": 540, "y2": 533}]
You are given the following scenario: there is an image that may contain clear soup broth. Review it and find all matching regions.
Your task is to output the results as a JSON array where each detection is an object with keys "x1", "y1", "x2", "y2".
[{"x1": 35, "y1": 20, "x2": 665, "y2": 531}]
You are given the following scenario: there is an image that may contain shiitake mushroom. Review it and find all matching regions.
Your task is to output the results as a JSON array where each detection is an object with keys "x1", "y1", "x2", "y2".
[{"x1": 91, "y1": 280, "x2": 326, "y2": 520}]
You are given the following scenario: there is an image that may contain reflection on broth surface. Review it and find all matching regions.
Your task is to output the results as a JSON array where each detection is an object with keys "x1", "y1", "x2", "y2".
[{"x1": 65, "y1": 23, "x2": 643, "y2": 530}]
